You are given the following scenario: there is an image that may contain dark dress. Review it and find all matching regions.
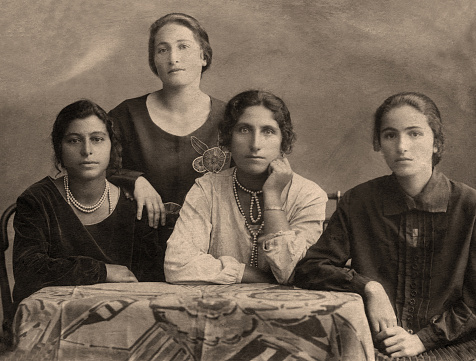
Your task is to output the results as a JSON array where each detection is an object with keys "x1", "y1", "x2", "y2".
[
  {"x1": 13, "y1": 177, "x2": 165, "y2": 305},
  {"x1": 294, "y1": 170, "x2": 476, "y2": 350},
  {"x1": 108, "y1": 94, "x2": 227, "y2": 207}
]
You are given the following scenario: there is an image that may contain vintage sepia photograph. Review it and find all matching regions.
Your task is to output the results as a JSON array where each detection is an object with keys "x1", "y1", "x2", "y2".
[{"x1": 1, "y1": 0, "x2": 476, "y2": 359}]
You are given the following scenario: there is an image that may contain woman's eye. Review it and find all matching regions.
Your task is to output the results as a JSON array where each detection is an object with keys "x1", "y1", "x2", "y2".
[
  {"x1": 92, "y1": 137, "x2": 104, "y2": 143},
  {"x1": 157, "y1": 48, "x2": 167, "y2": 54},
  {"x1": 237, "y1": 127, "x2": 249, "y2": 133},
  {"x1": 264, "y1": 128, "x2": 275, "y2": 135},
  {"x1": 410, "y1": 131, "x2": 423, "y2": 137},
  {"x1": 178, "y1": 44, "x2": 189, "y2": 50},
  {"x1": 383, "y1": 133, "x2": 396, "y2": 139},
  {"x1": 68, "y1": 138, "x2": 81, "y2": 144}
]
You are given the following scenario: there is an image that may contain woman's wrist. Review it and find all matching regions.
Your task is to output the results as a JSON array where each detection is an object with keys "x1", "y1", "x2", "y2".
[{"x1": 263, "y1": 192, "x2": 283, "y2": 208}]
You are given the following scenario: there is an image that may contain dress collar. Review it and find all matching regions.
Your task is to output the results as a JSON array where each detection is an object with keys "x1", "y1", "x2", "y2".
[{"x1": 383, "y1": 169, "x2": 450, "y2": 216}]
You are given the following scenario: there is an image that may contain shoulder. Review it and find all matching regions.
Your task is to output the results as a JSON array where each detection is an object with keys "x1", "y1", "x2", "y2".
[
  {"x1": 447, "y1": 176, "x2": 476, "y2": 208},
  {"x1": 195, "y1": 167, "x2": 233, "y2": 190},
  {"x1": 18, "y1": 177, "x2": 56, "y2": 200},
  {"x1": 289, "y1": 172, "x2": 327, "y2": 201},
  {"x1": 209, "y1": 96, "x2": 226, "y2": 120},
  {"x1": 108, "y1": 94, "x2": 149, "y2": 116},
  {"x1": 344, "y1": 174, "x2": 391, "y2": 199},
  {"x1": 210, "y1": 96, "x2": 226, "y2": 110}
]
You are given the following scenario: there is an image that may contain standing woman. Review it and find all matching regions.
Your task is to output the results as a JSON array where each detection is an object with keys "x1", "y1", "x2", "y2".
[
  {"x1": 109, "y1": 13, "x2": 228, "y2": 239},
  {"x1": 13, "y1": 100, "x2": 163, "y2": 305}
]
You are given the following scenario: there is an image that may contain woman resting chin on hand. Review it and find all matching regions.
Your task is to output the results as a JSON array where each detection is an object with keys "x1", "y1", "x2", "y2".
[{"x1": 164, "y1": 90, "x2": 327, "y2": 285}]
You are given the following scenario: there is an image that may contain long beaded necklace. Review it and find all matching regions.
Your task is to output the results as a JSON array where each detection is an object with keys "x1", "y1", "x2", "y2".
[
  {"x1": 64, "y1": 175, "x2": 112, "y2": 214},
  {"x1": 232, "y1": 168, "x2": 264, "y2": 267}
]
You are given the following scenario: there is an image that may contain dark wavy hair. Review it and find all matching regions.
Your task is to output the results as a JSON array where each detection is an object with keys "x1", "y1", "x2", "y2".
[
  {"x1": 51, "y1": 99, "x2": 122, "y2": 174},
  {"x1": 148, "y1": 13, "x2": 212, "y2": 76},
  {"x1": 373, "y1": 92, "x2": 445, "y2": 166},
  {"x1": 219, "y1": 90, "x2": 296, "y2": 154}
]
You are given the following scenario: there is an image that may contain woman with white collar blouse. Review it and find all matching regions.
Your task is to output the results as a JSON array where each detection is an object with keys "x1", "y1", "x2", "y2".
[{"x1": 165, "y1": 90, "x2": 327, "y2": 285}]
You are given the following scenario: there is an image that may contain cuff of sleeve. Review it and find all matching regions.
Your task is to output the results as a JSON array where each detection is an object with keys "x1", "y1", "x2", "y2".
[
  {"x1": 98, "y1": 262, "x2": 108, "y2": 283},
  {"x1": 217, "y1": 256, "x2": 246, "y2": 284},
  {"x1": 108, "y1": 170, "x2": 144, "y2": 189},
  {"x1": 416, "y1": 327, "x2": 440, "y2": 350},
  {"x1": 237, "y1": 263, "x2": 246, "y2": 283},
  {"x1": 349, "y1": 273, "x2": 373, "y2": 297},
  {"x1": 260, "y1": 231, "x2": 295, "y2": 251}
]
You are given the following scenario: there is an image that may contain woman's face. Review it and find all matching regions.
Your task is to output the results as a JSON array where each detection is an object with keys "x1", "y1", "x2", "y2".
[
  {"x1": 230, "y1": 105, "x2": 283, "y2": 177},
  {"x1": 379, "y1": 105, "x2": 436, "y2": 179},
  {"x1": 153, "y1": 23, "x2": 206, "y2": 87},
  {"x1": 61, "y1": 115, "x2": 111, "y2": 181}
]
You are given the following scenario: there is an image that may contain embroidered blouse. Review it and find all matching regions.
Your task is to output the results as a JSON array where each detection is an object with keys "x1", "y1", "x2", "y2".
[
  {"x1": 294, "y1": 170, "x2": 476, "y2": 350},
  {"x1": 164, "y1": 167, "x2": 327, "y2": 285}
]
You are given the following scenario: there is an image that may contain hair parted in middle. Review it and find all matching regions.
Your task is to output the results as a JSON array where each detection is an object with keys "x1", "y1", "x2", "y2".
[
  {"x1": 51, "y1": 99, "x2": 122, "y2": 174},
  {"x1": 148, "y1": 13, "x2": 212, "y2": 77},
  {"x1": 219, "y1": 90, "x2": 296, "y2": 155},
  {"x1": 373, "y1": 91, "x2": 445, "y2": 166}
]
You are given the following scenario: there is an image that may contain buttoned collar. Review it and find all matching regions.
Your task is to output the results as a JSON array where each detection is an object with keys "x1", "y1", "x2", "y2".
[{"x1": 383, "y1": 169, "x2": 450, "y2": 216}]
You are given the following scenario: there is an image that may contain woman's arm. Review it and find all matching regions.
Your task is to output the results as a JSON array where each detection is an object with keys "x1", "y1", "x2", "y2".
[
  {"x1": 13, "y1": 192, "x2": 109, "y2": 301},
  {"x1": 164, "y1": 180, "x2": 246, "y2": 284},
  {"x1": 259, "y1": 158, "x2": 327, "y2": 284},
  {"x1": 108, "y1": 102, "x2": 164, "y2": 228},
  {"x1": 293, "y1": 193, "x2": 372, "y2": 293}
]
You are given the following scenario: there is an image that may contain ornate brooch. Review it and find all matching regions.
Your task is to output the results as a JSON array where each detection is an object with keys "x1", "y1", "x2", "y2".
[{"x1": 191, "y1": 136, "x2": 231, "y2": 173}]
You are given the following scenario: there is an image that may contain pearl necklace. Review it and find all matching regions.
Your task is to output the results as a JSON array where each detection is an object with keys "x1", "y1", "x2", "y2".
[
  {"x1": 64, "y1": 175, "x2": 112, "y2": 214},
  {"x1": 232, "y1": 168, "x2": 263, "y2": 223},
  {"x1": 232, "y1": 168, "x2": 264, "y2": 267}
]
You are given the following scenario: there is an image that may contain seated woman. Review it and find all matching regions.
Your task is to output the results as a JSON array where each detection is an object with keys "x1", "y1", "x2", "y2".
[
  {"x1": 13, "y1": 100, "x2": 164, "y2": 305},
  {"x1": 294, "y1": 92, "x2": 476, "y2": 357},
  {"x1": 165, "y1": 90, "x2": 327, "y2": 285}
]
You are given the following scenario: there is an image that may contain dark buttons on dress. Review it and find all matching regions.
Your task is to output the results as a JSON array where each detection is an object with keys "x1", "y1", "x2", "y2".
[
  {"x1": 408, "y1": 306, "x2": 415, "y2": 313},
  {"x1": 410, "y1": 290, "x2": 417, "y2": 297},
  {"x1": 410, "y1": 283, "x2": 417, "y2": 289},
  {"x1": 408, "y1": 329, "x2": 414, "y2": 334},
  {"x1": 409, "y1": 299, "x2": 416, "y2": 306}
]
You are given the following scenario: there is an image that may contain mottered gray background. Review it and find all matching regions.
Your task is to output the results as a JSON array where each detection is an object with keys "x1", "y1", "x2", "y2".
[{"x1": 1, "y1": 0, "x2": 476, "y2": 323}]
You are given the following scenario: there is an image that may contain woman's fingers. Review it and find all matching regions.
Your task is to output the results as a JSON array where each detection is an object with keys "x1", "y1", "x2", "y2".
[
  {"x1": 158, "y1": 198, "x2": 166, "y2": 227},
  {"x1": 136, "y1": 197, "x2": 145, "y2": 221}
]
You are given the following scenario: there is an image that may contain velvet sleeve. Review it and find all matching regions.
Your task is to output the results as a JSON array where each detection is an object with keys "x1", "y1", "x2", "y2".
[
  {"x1": 13, "y1": 190, "x2": 107, "y2": 303},
  {"x1": 293, "y1": 192, "x2": 372, "y2": 296}
]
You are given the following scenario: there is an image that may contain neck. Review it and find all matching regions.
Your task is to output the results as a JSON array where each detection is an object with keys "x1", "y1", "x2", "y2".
[
  {"x1": 235, "y1": 168, "x2": 267, "y2": 191},
  {"x1": 159, "y1": 81, "x2": 206, "y2": 112},
  {"x1": 67, "y1": 174, "x2": 107, "y2": 204},
  {"x1": 396, "y1": 168, "x2": 433, "y2": 198}
]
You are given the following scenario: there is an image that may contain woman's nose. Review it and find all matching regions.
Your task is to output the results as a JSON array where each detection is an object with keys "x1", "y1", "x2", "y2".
[
  {"x1": 250, "y1": 133, "x2": 262, "y2": 151},
  {"x1": 168, "y1": 48, "x2": 179, "y2": 63},
  {"x1": 396, "y1": 136, "x2": 408, "y2": 153},
  {"x1": 81, "y1": 141, "x2": 92, "y2": 156}
]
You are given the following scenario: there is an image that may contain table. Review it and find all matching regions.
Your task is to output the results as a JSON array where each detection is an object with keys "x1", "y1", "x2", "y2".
[{"x1": 4, "y1": 283, "x2": 374, "y2": 361}]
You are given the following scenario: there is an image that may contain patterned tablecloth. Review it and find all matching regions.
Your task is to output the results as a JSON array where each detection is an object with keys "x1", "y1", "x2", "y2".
[{"x1": 3, "y1": 283, "x2": 374, "y2": 361}]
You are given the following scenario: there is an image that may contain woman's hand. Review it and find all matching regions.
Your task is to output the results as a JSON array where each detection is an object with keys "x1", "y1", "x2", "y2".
[
  {"x1": 134, "y1": 176, "x2": 165, "y2": 228},
  {"x1": 241, "y1": 265, "x2": 276, "y2": 283},
  {"x1": 105, "y1": 264, "x2": 138, "y2": 283},
  {"x1": 262, "y1": 157, "x2": 293, "y2": 202},
  {"x1": 364, "y1": 281, "x2": 398, "y2": 334},
  {"x1": 375, "y1": 327, "x2": 426, "y2": 357}
]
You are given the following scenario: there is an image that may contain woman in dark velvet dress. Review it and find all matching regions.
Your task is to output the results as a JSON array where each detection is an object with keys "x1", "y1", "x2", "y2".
[
  {"x1": 109, "y1": 13, "x2": 229, "y2": 245},
  {"x1": 13, "y1": 100, "x2": 164, "y2": 305}
]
